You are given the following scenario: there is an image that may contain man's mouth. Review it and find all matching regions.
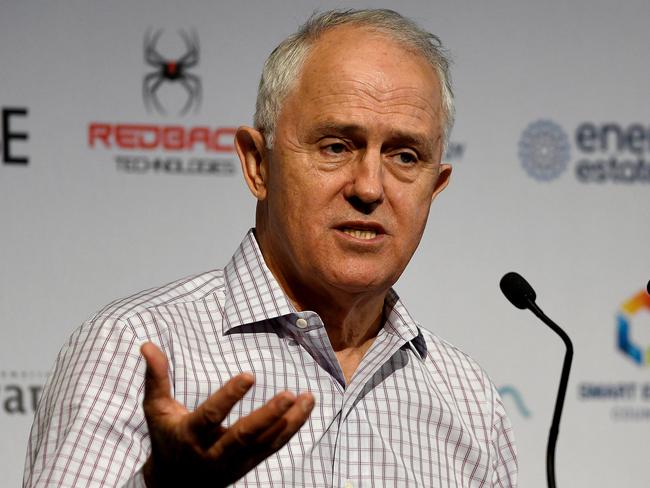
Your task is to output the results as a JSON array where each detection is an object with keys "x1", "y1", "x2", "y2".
[
  {"x1": 335, "y1": 221, "x2": 386, "y2": 241},
  {"x1": 341, "y1": 228, "x2": 377, "y2": 240}
]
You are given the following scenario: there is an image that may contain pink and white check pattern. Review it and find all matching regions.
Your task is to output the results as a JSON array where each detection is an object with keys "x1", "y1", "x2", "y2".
[{"x1": 25, "y1": 231, "x2": 517, "y2": 487}]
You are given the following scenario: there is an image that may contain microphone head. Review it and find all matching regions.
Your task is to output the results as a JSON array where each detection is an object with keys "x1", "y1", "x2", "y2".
[
  {"x1": 647, "y1": 280, "x2": 650, "y2": 295},
  {"x1": 500, "y1": 272, "x2": 537, "y2": 309}
]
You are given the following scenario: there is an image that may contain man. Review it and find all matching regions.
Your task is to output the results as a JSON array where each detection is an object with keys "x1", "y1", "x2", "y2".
[{"x1": 25, "y1": 9, "x2": 517, "y2": 488}]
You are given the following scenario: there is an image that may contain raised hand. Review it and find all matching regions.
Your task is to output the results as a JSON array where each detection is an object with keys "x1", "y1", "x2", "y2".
[{"x1": 140, "y1": 342, "x2": 314, "y2": 487}]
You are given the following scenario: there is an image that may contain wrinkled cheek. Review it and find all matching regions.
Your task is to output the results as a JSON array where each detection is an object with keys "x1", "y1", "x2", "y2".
[
  {"x1": 418, "y1": 204, "x2": 433, "y2": 228},
  {"x1": 403, "y1": 208, "x2": 431, "y2": 253}
]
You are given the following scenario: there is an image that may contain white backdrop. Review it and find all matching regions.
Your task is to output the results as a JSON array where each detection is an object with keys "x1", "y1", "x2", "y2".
[{"x1": 2, "y1": 1, "x2": 649, "y2": 486}]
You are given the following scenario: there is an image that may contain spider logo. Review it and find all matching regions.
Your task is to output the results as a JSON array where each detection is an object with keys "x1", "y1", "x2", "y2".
[{"x1": 143, "y1": 29, "x2": 202, "y2": 116}]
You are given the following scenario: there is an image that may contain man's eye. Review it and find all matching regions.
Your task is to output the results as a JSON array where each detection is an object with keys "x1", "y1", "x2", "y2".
[
  {"x1": 397, "y1": 152, "x2": 417, "y2": 164},
  {"x1": 325, "y1": 143, "x2": 346, "y2": 154}
]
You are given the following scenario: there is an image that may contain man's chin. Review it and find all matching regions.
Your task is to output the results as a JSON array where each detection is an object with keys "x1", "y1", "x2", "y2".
[{"x1": 326, "y1": 272, "x2": 396, "y2": 296}]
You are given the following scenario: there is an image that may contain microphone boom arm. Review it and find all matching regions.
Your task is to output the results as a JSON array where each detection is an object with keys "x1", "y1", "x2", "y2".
[{"x1": 526, "y1": 299, "x2": 574, "y2": 488}]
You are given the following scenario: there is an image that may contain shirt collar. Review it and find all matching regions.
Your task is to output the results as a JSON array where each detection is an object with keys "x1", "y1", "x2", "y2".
[
  {"x1": 222, "y1": 229, "x2": 295, "y2": 332},
  {"x1": 222, "y1": 229, "x2": 428, "y2": 360},
  {"x1": 383, "y1": 289, "x2": 428, "y2": 361}
]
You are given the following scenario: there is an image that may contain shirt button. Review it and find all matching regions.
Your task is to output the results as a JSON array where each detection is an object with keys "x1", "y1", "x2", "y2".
[
  {"x1": 343, "y1": 481, "x2": 353, "y2": 488},
  {"x1": 296, "y1": 318, "x2": 308, "y2": 329}
]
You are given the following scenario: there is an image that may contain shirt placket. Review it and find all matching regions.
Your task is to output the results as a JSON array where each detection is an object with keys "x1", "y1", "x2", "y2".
[
  {"x1": 286, "y1": 313, "x2": 413, "y2": 488},
  {"x1": 281, "y1": 313, "x2": 346, "y2": 487},
  {"x1": 337, "y1": 329, "x2": 411, "y2": 488}
]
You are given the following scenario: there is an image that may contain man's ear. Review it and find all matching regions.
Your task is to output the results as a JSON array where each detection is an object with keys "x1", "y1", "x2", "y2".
[
  {"x1": 431, "y1": 163, "x2": 452, "y2": 201},
  {"x1": 235, "y1": 126, "x2": 269, "y2": 200}
]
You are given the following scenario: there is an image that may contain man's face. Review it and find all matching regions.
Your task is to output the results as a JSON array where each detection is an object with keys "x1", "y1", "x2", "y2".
[{"x1": 251, "y1": 26, "x2": 451, "y2": 301}]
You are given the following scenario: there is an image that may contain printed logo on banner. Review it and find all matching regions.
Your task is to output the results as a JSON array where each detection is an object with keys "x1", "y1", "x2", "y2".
[
  {"x1": 577, "y1": 285, "x2": 650, "y2": 421},
  {"x1": 87, "y1": 28, "x2": 236, "y2": 176},
  {"x1": 0, "y1": 370, "x2": 45, "y2": 415},
  {"x1": 498, "y1": 385, "x2": 532, "y2": 418},
  {"x1": 617, "y1": 289, "x2": 650, "y2": 365},
  {"x1": 518, "y1": 119, "x2": 650, "y2": 183},
  {"x1": 444, "y1": 141, "x2": 466, "y2": 163},
  {"x1": 143, "y1": 29, "x2": 201, "y2": 116},
  {"x1": 518, "y1": 120, "x2": 571, "y2": 181},
  {"x1": 1, "y1": 107, "x2": 29, "y2": 165}
]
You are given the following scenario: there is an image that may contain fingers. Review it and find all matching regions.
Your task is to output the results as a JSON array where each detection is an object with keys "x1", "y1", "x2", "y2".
[
  {"x1": 213, "y1": 391, "x2": 315, "y2": 457},
  {"x1": 141, "y1": 342, "x2": 172, "y2": 406},
  {"x1": 257, "y1": 392, "x2": 314, "y2": 449},
  {"x1": 223, "y1": 391, "x2": 296, "y2": 446},
  {"x1": 186, "y1": 373, "x2": 255, "y2": 445}
]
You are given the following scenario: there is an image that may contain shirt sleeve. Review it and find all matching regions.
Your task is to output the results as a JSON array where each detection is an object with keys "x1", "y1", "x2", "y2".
[
  {"x1": 23, "y1": 314, "x2": 152, "y2": 487},
  {"x1": 490, "y1": 388, "x2": 518, "y2": 487}
]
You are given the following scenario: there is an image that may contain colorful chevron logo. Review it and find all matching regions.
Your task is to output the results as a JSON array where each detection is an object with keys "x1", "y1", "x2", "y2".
[{"x1": 617, "y1": 289, "x2": 650, "y2": 365}]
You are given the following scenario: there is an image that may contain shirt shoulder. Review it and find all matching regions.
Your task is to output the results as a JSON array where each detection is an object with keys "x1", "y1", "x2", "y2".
[
  {"x1": 90, "y1": 268, "x2": 226, "y2": 327},
  {"x1": 418, "y1": 326, "x2": 485, "y2": 367},
  {"x1": 416, "y1": 326, "x2": 500, "y2": 400}
]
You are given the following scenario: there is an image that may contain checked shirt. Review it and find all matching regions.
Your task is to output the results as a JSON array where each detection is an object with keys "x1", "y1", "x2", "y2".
[{"x1": 25, "y1": 230, "x2": 517, "y2": 487}]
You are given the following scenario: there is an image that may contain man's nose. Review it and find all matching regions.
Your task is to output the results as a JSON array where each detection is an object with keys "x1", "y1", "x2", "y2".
[{"x1": 344, "y1": 151, "x2": 385, "y2": 214}]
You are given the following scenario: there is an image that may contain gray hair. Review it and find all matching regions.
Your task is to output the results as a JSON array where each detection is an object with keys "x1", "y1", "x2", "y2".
[{"x1": 254, "y1": 8, "x2": 455, "y2": 150}]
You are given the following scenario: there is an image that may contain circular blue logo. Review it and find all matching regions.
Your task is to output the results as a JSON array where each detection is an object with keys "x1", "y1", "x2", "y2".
[{"x1": 518, "y1": 120, "x2": 571, "y2": 181}]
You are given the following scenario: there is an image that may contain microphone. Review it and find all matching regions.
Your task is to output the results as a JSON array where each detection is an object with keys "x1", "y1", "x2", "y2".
[
  {"x1": 647, "y1": 280, "x2": 650, "y2": 294},
  {"x1": 499, "y1": 272, "x2": 573, "y2": 488}
]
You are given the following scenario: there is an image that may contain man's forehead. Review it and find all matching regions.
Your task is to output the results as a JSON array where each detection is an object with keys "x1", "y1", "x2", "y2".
[
  {"x1": 300, "y1": 26, "x2": 440, "y2": 96},
  {"x1": 295, "y1": 47, "x2": 441, "y2": 129}
]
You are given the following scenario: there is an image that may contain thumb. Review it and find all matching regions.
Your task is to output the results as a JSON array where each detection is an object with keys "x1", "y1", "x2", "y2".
[{"x1": 141, "y1": 342, "x2": 172, "y2": 410}]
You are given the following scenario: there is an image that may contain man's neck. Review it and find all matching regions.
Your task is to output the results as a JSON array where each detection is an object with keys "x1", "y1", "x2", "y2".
[
  {"x1": 308, "y1": 292, "x2": 385, "y2": 351},
  {"x1": 315, "y1": 295, "x2": 385, "y2": 385},
  {"x1": 254, "y1": 227, "x2": 389, "y2": 382},
  {"x1": 287, "y1": 286, "x2": 387, "y2": 385}
]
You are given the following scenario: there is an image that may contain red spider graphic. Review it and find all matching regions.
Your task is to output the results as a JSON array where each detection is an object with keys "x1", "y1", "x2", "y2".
[{"x1": 143, "y1": 29, "x2": 201, "y2": 116}]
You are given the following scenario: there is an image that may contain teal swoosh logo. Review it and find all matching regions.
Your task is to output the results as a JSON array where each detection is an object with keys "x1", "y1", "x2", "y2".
[{"x1": 498, "y1": 385, "x2": 532, "y2": 418}]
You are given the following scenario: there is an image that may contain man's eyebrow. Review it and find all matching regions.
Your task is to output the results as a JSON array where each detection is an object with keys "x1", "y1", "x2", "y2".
[
  {"x1": 385, "y1": 131, "x2": 435, "y2": 154},
  {"x1": 311, "y1": 122, "x2": 438, "y2": 157},
  {"x1": 311, "y1": 122, "x2": 365, "y2": 137}
]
